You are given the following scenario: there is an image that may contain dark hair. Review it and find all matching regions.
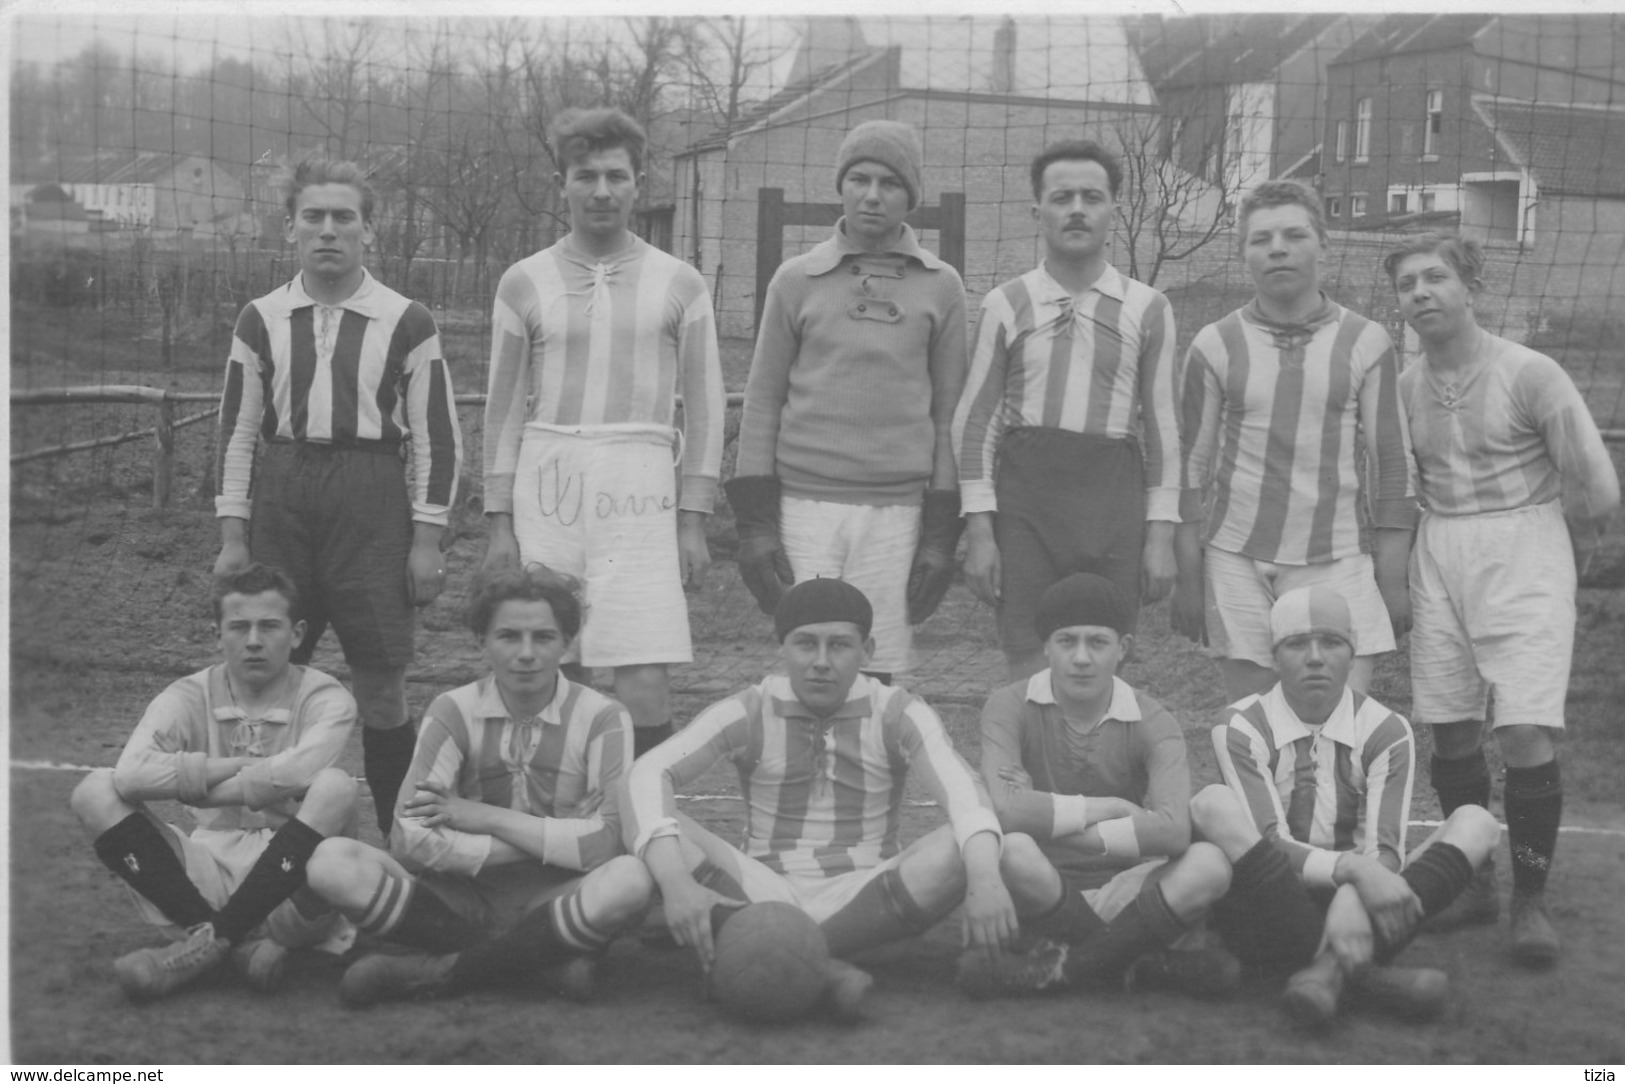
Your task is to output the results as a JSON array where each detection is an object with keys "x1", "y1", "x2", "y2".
[
  {"x1": 1382, "y1": 231, "x2": 1485, "y2": 286},
  {"x1": 1237, "y1": 179, "x2": 1327, "y2": 248},
  {"x1": 1030, "y1": 139, "x2": 1123, "y2": 201},
  {"x1": 465, "y1": 564, "x2": 585, "y2": 641},
  {"x1": 281, "y1": 155, "x2": 376, "y2": 223},
  {"x1": 551, "y1": 108, "x2": 646, "y2": 177},
  {"x1": 212, "y1": 563, "x2": 300, "y2": 624}
]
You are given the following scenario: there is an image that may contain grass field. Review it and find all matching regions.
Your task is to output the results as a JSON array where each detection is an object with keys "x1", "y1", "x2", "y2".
[{"x1": 9, "y1": 301, "x2": 1625, "y2": 1064}]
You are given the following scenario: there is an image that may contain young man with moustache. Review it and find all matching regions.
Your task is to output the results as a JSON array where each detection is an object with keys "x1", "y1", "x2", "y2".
[
  {"x1": 303, "y1": 566, "x2": 654, "y2": 1005},
  {"x1": 214, "y1": 158, "x2": 463, "y2": 840},
  {"x1": 1197, "y1": 585, "x2": 1500, "y2": 1028},
  {"x1": 1385, "y1": 234, "x2": 1618, "y2": 965},
  {"x1": 71, "y1": 565, "x2": 359, "y2": 1000},
  {"x1": 728, "y1": 120, "x2": 969, "y2": 681},
  {"x1": 483, "y1": 108, "x2": 725, "y2": 757},
  {"x1": 958, "y1": 573, "x2": 1238, "y2": 999},
  {"x1": 953, "y1": 141, "x2": 1180, "y2": 680},
  {"x1": 621, "y1": 578, "x2": 1017, "y2": 1018},
  {"x1": 1173, "y1": 180, "x2": 1415, "y2": 702}
]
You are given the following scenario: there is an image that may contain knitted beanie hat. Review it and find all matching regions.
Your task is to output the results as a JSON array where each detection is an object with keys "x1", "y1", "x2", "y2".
[
  {"x1": 1033, "y1": 573, "x2": 1134, "y2": 640},
  {"x1": 1269, "y1": 585, "x2": 1358, "y2": 653},
  {"x1": 835, "y1": 120, "x2": 923, "y2": 210},
  {"x1": 774, "y1": 577, "x2": 874, "y2": 642}
]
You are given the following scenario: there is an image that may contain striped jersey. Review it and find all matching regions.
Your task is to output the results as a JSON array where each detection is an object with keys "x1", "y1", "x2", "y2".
[
  {"x1": 978, "y1": 673, "x2": 1191, "y2": 887},
  {"x1": 113, "y1": 664, "x2": 355, "y2": 833},
  {"x1": 954, "y1": 263, "x2": 1181, "y2": 519},
  {"x1": 1213, "y1": 683, "x2": 1414, "y2": 888},
  {"x1": 393, "y1": 675, "x2": 633, "y2": 877},
  {"x1": 1180, "y1": 298, "x2": 1417, "y2": 564},
  {"x1": 1399, "y1": 332, "x2": 1619, "y2": 522},
  {"x1": 624, "y1": 673, "x2": 1001, "y2": 878},
  {"x1": 483, "y1": 236, "x2": 726, "y2": 514},
  {"x1": 215, "y1": 270, "x2": 463, "y2": 525}
]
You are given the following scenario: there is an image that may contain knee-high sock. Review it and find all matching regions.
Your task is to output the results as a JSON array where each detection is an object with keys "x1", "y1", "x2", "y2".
[
  {"x1": 1059, "y1": 881, "x2": 1186, "y2": 987},
  {"x1": 1431, "y1": 748, "x2": 1491, "y2": 817},
  {"x1": 1219, "y1": 839, "x2": 1325, "y2": 979},
  {"x1": 1505, "y1": 760, "x2": 1562, "y2": 895},
  {"x1": 1023, "y1": 874, "x2": 1106, "y2": 944},
  {"x1": 1378, "y1": 842, "x2": 1475, "y2": 963},
  {"x1": 363, "y1": 723, "x2": 417, "y2": 841},
  {"x1": 819, "y1": 868, "x2": 947, "y2": 958},
  {"x1": 215, "y1": 818, "x2": 323, "y2": 943},
  {"x1": 447, "y1": 886, "x2": 617, "y2": 991},
  {"x1": 357, "y1": 872, "x2": 481, "y2": 953},
  {"x1": 93, "y1": 813, "x2": 215, "y2": 930}
]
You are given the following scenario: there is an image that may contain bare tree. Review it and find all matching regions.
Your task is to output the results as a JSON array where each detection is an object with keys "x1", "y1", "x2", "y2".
[
  {"x1": 679, "y1": 16, "x2": 791, "y2": 133},
  {"x1": 288, "y1": 18, "x2": 385, "y2": 159},
  {"x1": 1110, "y1": 113, "x2": 1238, "y2": 288}
]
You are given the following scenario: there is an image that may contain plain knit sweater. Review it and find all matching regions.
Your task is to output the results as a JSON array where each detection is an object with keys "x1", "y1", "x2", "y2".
[{"x1": 734, "y1": 220, "x2": 968, "y2": 505}]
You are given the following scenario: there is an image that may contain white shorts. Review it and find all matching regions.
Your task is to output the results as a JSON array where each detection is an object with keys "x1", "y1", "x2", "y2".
[
  {"x1": 126, "y1": 820, "x2": 338, "y2": 948},
  {"x1": 511, "y1": 423, "x2": 692, "y2": 668},
  {"x1": 780, "y1": 497, "x2": 920, "y2": 675},
  {"x1": 1410, "y1": 502, "x2": 1575, "y2": 728},
  {"x1": 726, "y1": 848, "x2": 907, "y2": 925},
  {"x1": 1204, "y1": 546, "x2": 1396, "y2": 667}
]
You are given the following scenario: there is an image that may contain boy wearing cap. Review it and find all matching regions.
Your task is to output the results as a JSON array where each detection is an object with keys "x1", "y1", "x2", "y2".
[
  {"x1": 957, "y1": 572, "x2": 1237, "y2": 998},
  {"x1": 728, "y1": 119, "x2": 969, "y2": 680},
  {"x1": 621, "y1": 578, "x2": 1017, "y2": 1016},
  {"x1": 1193, "y1": 584, "x2": 1499, "y2": 1029}
]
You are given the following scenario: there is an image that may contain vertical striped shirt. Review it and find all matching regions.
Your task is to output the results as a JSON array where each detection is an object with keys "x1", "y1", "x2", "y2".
[
  {"x1": 1213, "y1": 684, "x2": 1415, "y2": 888},
  {"x1": 393, "y1": 675, "x2": 633, "y2": 878},
  {"x1": 624, "y1": 674, "x2": 1001, "y2": 879},
  {"x1": 215, "y1": 270, "x2": 463, "y2": 525},
  {"x1": 953, "y1": 263, "x2": 1181, "y2": 518},
  {"x1": 1399, "y1": 332, "x2": 1619, "y2": 522},
  {"x1": 1180, "y1": 298, "x2": 1417, "y2": 564},
  {"x1": 483, "y1": 236, "x2": 725, "y2": 514},
  {"x1": 113, "y1": 664, "x2": 355, "y2": 833}
]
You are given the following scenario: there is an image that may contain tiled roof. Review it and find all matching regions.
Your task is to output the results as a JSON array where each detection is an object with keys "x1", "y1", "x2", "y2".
[
  {"x1": 1139, "y1": 14, "x2": 1346, "y2": 88},
  {"x1": 1331, "y1": 14, "x2": 1496, "y2": 66},
  {"x1": 1472, "y1": 96, "x2": 1625, "y2": 199}
]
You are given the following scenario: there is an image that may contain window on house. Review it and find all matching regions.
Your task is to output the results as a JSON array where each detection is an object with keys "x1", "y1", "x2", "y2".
[
  {"x1": 1335, "y1": 121, "x2": 1348, "y2": 163},
  {"x1": 1355, "y1": 98, "x2": 1372, "y2": 161},
  {"x1": 1391, "y1": 193, "x2": 1408, "y2": 214},
  {"x1": 1351, "y1": 195, "x2": 1368, "y2": 217},
  {"x1": 1328, "y1": 196, "x2": 1343, "y2": 218},
  {"x1": 1424, "y1": 90, "x2": 1442, "y2": 156},
  {"x1": 1420, "y1": 191, "x2": 1437, "y2": 211}
]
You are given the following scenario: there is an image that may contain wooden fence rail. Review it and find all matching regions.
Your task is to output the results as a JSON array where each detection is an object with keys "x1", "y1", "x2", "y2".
[{"x1": 12, "y1": 385, "x2": 747, "y2": 509}]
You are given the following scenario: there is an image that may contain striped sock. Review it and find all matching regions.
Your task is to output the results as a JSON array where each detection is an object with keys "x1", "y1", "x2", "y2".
[
  {"x1": 448, "y1": 887, "x2": 613, "y2": 991},
  {"x1": 357, "y1": 871, "x2": 478, "y2": 954}
]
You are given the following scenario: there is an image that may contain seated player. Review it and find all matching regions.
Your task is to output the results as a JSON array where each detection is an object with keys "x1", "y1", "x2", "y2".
[
  {"x1": 70, "y1": 564, "x2": 359, "y2": 1001},
  {"x1": 1194, "y1": 585, "x2": 1501, "y2": 1028},
  {"x1": 958, "y1": 572, "x2": 1236, "y2": 997},
  {"x1": 621, "y1": 578, "x2": 1018, "y2": 1017},
  {"x1": 304, "y1": 565, "x2": 653, "y2": 1005}
]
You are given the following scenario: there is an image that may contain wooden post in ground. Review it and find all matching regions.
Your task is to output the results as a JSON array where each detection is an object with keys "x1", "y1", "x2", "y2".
[{"x1": 154, "y1": 395, "x2": 175, "y2": 508}]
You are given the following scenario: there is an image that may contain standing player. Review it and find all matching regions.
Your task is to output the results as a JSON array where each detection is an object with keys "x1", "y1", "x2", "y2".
[
  {"x1": 621, "y1": 578, "x2": 1018, "y2": 1016},
  {"x1": 482, "y1": 107, "x2": 724, "y2": 757},
  {"x1": 214, "y1": 157, "x2": 463, "y2": 840},
  {"x1": 304, "y1": 566, "x2": 653, "y2": 1005},
  {"x1": 1173, "y1": 180, "x2": 1414, "y2": 702},
  {"x1": 728, "y1": 119, "x2": 968, "y2": 681},
  {"x1": 1198, "y1": 585, "x2": 1500, "y2": 1027},
  {"x1": 959, "y1": 573, "x2": 1237, "y2": 997},
  {"x1": 953, "y1": 141, "x2": 1180, "y2": 680},
  {"x1": 70, "y1": 565, "x2": 358, "y2": 1000},
  {"x1": 1386, "y1": 234, "x2": 1619, "y2": 965}
]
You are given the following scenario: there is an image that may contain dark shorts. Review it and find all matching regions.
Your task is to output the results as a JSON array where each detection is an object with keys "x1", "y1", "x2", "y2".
[
  {"x1": 418, "y1": 863, "x2": 582, "y2": 942},
  {"x1": 250, "y1": 441, "x2": 415, "y2": 671},
  {"x1": 994, "y1": 427, "x2": 1145, "y2": 660}
]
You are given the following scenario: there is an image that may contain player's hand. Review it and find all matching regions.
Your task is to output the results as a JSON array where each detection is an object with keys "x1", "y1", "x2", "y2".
[
  {"x1": 736, "y1": 534, "x2": 794, "y2": 615},
  {"x1": 1348, "y1": 862, "x2": 1424, "y2": 951},
  {"x1": 481, "y1": 516, "x2": 522, "y2": 574},
  {"x1": 962, "y1": 525, "x2": 1001, "y2": 608},
  {"x1": 213, "y1": 539, "x2": 251, "y2": 578},
  {"x1": 402, "y1": 780, "x2": 493, "y2": 833},
  {"x1": 907, "y1": 490, "x2": 964, "y2": 624},
  {"x1": 406, "y1": 538, "x2": 447, "y2": 608},
  {"x1": 1322, "y1": 883, "x2": 1375, "y2": 971},
  {"x1": 1169, "y1": 576, "x2": 1207, "y2": 645},
  {"x1": 961, "y1": 872, "x2": 1020, "y2": 957},
  {"x1": 1141, "y1": 524, "x2": 1177, "y2": 604},
  {"x1": 1372, "y1": 528, "x2": 1413, "y2": 639},
  {"x1": 662, "y1": 877, "x2": 747, "y2": 974},
  {"x1": 676, "y1": 511, "x2": 711, "y2": 592}
]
